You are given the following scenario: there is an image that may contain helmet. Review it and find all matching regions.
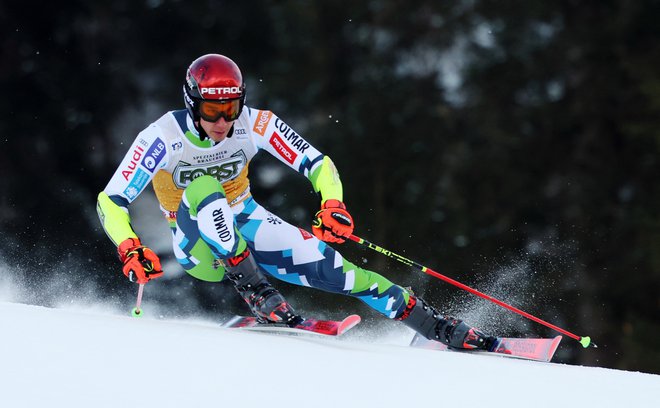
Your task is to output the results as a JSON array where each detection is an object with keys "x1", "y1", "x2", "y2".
[{"x1": 183, "y1": 54, "x2": 247, "y2": 129}]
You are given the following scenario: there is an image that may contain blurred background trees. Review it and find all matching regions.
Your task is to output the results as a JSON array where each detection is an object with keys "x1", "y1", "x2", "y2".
[{"x1": 1, "y1": 0, "x2": 658, "y2": 373}]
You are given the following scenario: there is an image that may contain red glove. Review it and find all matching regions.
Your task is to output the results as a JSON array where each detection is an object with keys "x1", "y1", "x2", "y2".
[
  {"x1": 117, "y1": 238, "x2": 163, "y2": 284},
  {"x1": 312, "y1": 199, "x2": 354, "y2": 243}
]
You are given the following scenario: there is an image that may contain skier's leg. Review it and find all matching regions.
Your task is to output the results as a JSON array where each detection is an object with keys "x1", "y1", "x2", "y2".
[
  {"x1": 233, "y1": 198, "x2": 494, "y2": 349},
  {"x1": 396, "y1": 295, "x2": 497, "y2": 350},
  {"x1": 233, "y1": 199, "x2": 412, "y2": 310},
  {"x1": 337, "y1": 256, "x2": 496, "y2": 350},
  {"x1": 173, "y1": 175, "x2": 300, "y2": 325}
]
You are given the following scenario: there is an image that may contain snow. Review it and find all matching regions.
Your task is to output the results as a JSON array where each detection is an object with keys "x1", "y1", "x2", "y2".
[{"x1": 1, "y1": 301, "x2": 657, "y2": 408}]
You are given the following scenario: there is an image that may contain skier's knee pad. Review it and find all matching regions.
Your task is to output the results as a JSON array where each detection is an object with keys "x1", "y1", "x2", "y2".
[
  {"x1": 183, "y1": 175, "x2": 227, "y2": 211},
  {"x1": 179, "y1": 176, "x2": 246, "y2": 258}
]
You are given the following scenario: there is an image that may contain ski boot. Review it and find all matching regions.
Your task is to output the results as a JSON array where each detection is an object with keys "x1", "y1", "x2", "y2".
[
  {"x1": 397, "y1": 295, "x2": 497, "y2": 351},
  {"x1": 221, "y1": 248, "x2": 303, "y2": 327}
]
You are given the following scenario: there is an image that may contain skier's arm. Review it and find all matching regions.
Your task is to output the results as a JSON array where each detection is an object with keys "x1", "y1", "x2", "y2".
[
  {"x1": 97, "y1": 192, "x2": 163, "y2": 283},
  {"x1": 307, "y1": 156, "x2": 354, "y2": 243},
  {"x1": 97, "y1": 124, "x2": 169, "y2": 282},
  {"x1": 96, "y1": 192, "x2": 137, "y2": 246},
  {"x1": 308, "y1": 155, "x2": 343, "y2": 204},
  {"x1": 249, "y1": 109, "x2": 353, "y2": 242},
  {"x1": 249, "y1": 109, "x2": 343, "y2": 200}
]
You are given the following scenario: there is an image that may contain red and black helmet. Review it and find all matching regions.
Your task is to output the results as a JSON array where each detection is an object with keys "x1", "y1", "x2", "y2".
[{"x1": 183, "y1": 54, "x2": 247, "y2": 127}]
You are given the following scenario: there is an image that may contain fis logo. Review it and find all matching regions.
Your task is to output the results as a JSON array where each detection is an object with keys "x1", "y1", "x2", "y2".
[
  {"x1": 123, "y1": 169, "x2": 150, "y2": 200},
  {"x1": 142, "y1": 137, "x2": 166, "y2": 173}
]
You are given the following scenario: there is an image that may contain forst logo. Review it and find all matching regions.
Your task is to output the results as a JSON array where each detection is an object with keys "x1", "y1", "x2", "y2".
[
  {"x1": 122, "y1": 145, "x2": 145, "y2": 180},
  {"x1": 173, "y1": 151, "x2": 247, "y2": 188},
  {"x1": 200, "y1": 87, "x2": 241, "y2": 96}
]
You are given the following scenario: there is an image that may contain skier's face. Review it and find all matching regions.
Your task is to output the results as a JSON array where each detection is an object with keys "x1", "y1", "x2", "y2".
[{"x1": 200, "y1": 117, "x2": 234, "y2": 142}]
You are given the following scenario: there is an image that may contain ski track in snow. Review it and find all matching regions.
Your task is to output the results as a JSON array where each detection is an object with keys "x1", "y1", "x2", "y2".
[{"x1": 0, "y1": 302, "x2": 657, "y2": 408}]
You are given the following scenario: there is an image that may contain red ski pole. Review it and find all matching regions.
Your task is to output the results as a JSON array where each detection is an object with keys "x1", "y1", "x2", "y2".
[{"x1": 348, "y1": 234, "x2": 596, "y2": 348}]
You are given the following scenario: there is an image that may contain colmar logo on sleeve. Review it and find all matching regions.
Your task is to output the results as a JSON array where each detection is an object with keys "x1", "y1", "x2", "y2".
[{"x1": 274, "y1": 118, "x2": 310, "y2": 153}]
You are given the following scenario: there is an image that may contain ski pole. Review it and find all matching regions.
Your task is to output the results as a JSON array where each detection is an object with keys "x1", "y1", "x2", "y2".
[
  {"x1": 348, "y1": 234, "x2": 596, "y2": 348},
  {"x1": 131, "y1": 283, "x2": 145, "y2": 318}
]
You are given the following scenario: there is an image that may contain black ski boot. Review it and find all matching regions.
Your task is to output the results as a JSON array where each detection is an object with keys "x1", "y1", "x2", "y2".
[
  {"x1": 221, "y1": 248, "x2": 303, "y2": 327},
  {"x1": 397, "y1": 295, "x2": 497, "y2": 351}
]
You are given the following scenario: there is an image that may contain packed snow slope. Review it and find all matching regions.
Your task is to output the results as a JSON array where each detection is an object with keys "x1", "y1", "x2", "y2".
[{"x1": 0, "y1": 302, "x2": 657, "y2": 408}]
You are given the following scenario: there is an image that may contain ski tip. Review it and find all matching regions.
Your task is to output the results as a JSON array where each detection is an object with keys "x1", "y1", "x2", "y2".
[{"x1": 337, "y1": 314, "x2": 361, "y2": 335}]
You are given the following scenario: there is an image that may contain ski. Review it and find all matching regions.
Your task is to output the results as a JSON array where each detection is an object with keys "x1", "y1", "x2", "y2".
[
  {"x1": 223, "y1": 314, "x2": 361, "y2": 337},
  {"x1": 410, "y1": 333, "x2": 562, "y2": 362}
]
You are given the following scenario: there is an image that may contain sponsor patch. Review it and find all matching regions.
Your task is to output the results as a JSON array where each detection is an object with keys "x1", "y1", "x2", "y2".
[
  {"x1": 123, "y1": 169, "x2": 150, "y2": 200},
  {"x1": 274, "y1": 118, "x2": 310, "y2": 153},
  {"x1": 201, "y1": 87, "x2": 241, "y2": 95},
  {"x1": 171, "y1": 140, "x2": 183, "y2": 151},
  {"x1": 122, "y1": 145, "x2": 145, "y2": 181},
  {"x1": 173, "y1": 150, "x2": 247, "y2": 189},
  {"x1": 253, "y1": 110, "x2": 273, "y2": 136},
  {"x1": 141, "y1": 137, "x2": 166, "y2": 173},
  {"x1": 269, "y1": 132, "x2": 297, "y2": 164},
  {"x1": 299, "y1": 228, "x2": 314, "y2": 240},
  {"x1": 267, "y1": 214, "x2": 283, "y2": 225}
]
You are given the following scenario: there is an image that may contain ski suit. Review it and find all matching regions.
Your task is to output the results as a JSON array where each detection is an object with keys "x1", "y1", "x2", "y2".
[{"x1": 97, "y1": 107, "x2": 411, "y2": 319}]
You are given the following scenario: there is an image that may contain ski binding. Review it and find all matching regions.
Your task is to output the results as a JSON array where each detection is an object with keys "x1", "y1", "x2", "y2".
[{"x1": 224, "y1": 314, "x2": 361, "y2": 337}]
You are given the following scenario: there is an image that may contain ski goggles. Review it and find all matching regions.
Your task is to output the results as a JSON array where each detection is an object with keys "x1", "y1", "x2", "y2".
[{"x1": 198, "y1": 98, "x2": 243, "y2": 122}]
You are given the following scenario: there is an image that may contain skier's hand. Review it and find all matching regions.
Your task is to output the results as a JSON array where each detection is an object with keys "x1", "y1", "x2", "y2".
[
  {"x1": 312, "y1": 199, "x2": 354, "y2": 243},
  {"x1": 117, "y1": 238, "x2": 163, "y2": 284}
]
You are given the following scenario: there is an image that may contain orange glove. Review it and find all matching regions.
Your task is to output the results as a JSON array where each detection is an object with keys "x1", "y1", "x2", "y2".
[
  {"x1": 117, "y1": 238, "x2": 163, "y2": 284},
  {"x1": 312, "y1": 199, "x2": 354, "y2": 243}
]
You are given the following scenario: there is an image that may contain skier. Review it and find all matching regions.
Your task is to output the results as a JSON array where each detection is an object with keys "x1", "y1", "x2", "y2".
[{"x1": 97, "y1": 53, "x2": 496, "y2": 350}]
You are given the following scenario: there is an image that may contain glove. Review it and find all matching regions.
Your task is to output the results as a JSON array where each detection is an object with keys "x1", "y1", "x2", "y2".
[
  {"x1": 312, "y1": 199, "x2": 354, "y2": 243},
  {"x1": 117, "y1": 238, "x2": 163, "y2": 284}
]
